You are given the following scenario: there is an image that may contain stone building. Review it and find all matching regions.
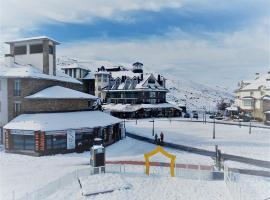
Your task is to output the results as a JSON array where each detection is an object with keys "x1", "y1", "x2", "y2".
[
  {"x1": 96, "y1": 63, "x2": 182, "y2": 118},
  {"x1": 1, "y1": 36, "x2": 124, "y2": 154}
]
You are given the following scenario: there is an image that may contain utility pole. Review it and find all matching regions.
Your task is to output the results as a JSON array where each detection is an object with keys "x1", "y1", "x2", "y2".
[
  {"x1": 249, "y1": 121, "x2": 251, "y2": 134},
  {"x1": 213, "y1": 118, "x2": 216, "y2": 139},
  {"x1": 149, "y1": 118, "x2": 155, "y2": 136}
]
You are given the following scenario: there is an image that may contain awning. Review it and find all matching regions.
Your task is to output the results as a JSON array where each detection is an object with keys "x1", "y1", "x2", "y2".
[
  {"x1": 225, "y1": 106, "x2": 238, "y2": 111},
  {"x1": 4, "y1": 111, "x2": 122, "y2": 131}
]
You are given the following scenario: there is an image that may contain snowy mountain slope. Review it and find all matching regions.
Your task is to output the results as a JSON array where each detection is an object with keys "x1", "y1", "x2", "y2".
[
  {"x1": 166, "y1": 78, "x2": 234, "y2": 112},
  {"x1": 57, "y1": 57, "x2": 234, "y2": 111}
]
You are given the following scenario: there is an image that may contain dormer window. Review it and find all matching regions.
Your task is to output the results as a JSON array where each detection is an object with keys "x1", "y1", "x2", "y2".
[
  {"x1": 14, "y1": 46, "x2": 27, "y2": 55},
  {"x1": 148, "y1": 78, "x2": 155, "y2": 84},
  {"x1": 30, "y1": 44, "x2": 43, "y2": 54}
]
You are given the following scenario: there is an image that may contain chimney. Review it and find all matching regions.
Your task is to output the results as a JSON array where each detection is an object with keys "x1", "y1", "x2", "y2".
[
  {"x1": 267, "y1": 71, "x2": 270, "y2": 81},
  {"x1": 5, "y1": 54, "x2": 14, "y2": 67}
]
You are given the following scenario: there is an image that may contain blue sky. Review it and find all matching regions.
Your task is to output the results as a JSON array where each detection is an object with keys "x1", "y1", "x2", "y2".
[{"x1": 1, "y1": 0, "x2": 270, "y2": 90}]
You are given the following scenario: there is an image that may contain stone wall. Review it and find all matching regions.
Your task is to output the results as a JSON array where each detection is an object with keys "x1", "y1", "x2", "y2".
[
  {"x1": 8, "y1": 78, "x2": 83, "y2": 121},
  {"x1": 24, "y1": 99, "x2": 91, "y2": 113}
]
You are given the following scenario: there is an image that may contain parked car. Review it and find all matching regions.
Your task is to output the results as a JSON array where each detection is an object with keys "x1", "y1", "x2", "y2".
[
  {"x1": 193, "y1": 113, "x2": 198, "y2": 119},
  {"x1": 184, "y1": 112, "x2": 190, "y2": 118}
]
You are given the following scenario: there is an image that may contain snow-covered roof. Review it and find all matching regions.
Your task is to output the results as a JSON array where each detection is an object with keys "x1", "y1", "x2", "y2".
[
  {"x1": 225, "y1": 106, "x2": 238, "y2": 111},
  {"x1": 103, "y1": 103, "x2": 182, "y2": 113},
  {"x1": 83, "y1": 72, "x2": 95, "y2": 80},
  {"x1": 262, "y1": 95, "x2": 270, "y2": 101},
  {"x1": 4, "y1": 111, "x2": 122, "y2": 131},
  {"x1": 241, "y1": 73, "x2": 270, "y2": 91},
  {"x1": 5, "y1": 36, "x2": 60, "y2": 45},
  {"x1": 25, "y1": 86, "x2": 98, "y2": 99},
  {"x1": 0, "y1": 64, "x2": 81, "y2": 84},
  {"x1": 57, "y1": 62, "x2": 90, "y2": 71},
  {"x1": 110, "y1": 70, "x2": 138, "y2": 79},
  {"x1": 265, "y1": 111, "x2": 270, "y2": 114}
]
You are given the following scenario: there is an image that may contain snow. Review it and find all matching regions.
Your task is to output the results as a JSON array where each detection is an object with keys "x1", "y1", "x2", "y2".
[
  {"x1": 225, "y1": 106, "x2": 238, "y2": 111},
  {"x1": 80, "y1": 174, "x2": 130, "y2": 196},
  {"x1": 103, "y1": 103, "x2": 181, "y2": 113},
  {"x1": 166, "y1": 78, "x2": 233, "y2": 111},
  {"x1": 0, "y1": 64, "x2": 81, "y2": 84},
  {"x1": 25, "y1": 86, "x2": 98, "y2": 99},
  {"x1": 83, "y1": 72, "x2": 95, "y2": 79},
  {"x1": 126, "y1": 118, "x2": 270, "y2": 161},
  {"x1": 5, "y1": 36, "x2": 60, "y2": 45},
  {"x1": 4, "y1": 111, "x2": 122, "y2": 131},
  {"x1": 241, "y1": 73, "x2": 270, "y2": 90},
  {"x1": 0, "y1": 137, "x2": 215, "y2": 200}
]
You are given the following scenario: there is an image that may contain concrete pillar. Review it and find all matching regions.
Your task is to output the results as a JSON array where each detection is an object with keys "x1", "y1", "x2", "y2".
[{"x1": 43, "y1": 40, "x2": 49, "y2": 75}]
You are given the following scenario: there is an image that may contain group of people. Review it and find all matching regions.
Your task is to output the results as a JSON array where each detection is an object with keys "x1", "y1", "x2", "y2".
[{"x1": 154, "y1": 132, "x2": 164, "y2": 145}]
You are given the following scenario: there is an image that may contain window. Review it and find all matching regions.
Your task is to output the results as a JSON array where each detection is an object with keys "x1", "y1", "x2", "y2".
[
  {"x1": 49, "y1": 45, "x2": 54, "y2": 54},
  {"x1": 98, "y1": 86, "x2": 102, "y2": 91},
  {"x1": 250, "y1": 91, "x2": 254, "y2": 96},
  {"x1": 150, "y1": 92, "x2": 156, "y2": 98},
  {"x1": 243, "y1": 99, "x2": 253, "y2": 107},
  {"x1": 14, "y1": 101, "x2": 21, "y2": 115},
  {"x1": 14, "y1": 79, "x2": 21, "y2": 96},
  {"x1": 12, "y1": 134, "x2": 35, "y2": 150},
  {"x1": 30, "y1": 44, "x2": 43, "y2": 54},
  {"x1": 52, "y1": 134, "x2": 66, "y2": 149},
  {"x1": 14, "y1": 46, "x2": 27, "y2": 55}
]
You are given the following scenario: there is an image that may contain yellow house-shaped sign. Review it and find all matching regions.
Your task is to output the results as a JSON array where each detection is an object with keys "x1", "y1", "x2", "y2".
[{"x1": 144, "y1": 146, "x2": 176, "y2": 177}]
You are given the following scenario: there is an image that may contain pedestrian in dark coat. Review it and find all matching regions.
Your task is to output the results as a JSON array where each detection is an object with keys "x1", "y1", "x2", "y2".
[
  {"x1": 160, "y1": 132, "x2": 164, "y2": 145},
  {"x1": 154, "y1": 134, "x2": 158, "y2": 144}
]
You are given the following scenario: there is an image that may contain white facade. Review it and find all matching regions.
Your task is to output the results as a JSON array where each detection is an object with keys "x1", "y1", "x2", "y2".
[
  {"x1": 12, "y1": 40, "x2": 55, "y2": 75},
  {"x1": 95, "y1": 72, "x2": 110, "y2": 100},
  {"x1": 235, "y1": 72, "x2": 270, "y2": 121}
]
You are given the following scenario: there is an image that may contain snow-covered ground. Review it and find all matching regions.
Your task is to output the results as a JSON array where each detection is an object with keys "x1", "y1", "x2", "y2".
[
  {"x1": 0, "y1": 138, "x2": 214, "y2": 200},
  {"x1": 46, "y1": 173, "x2": 231, "y2": 200},
  {"x1": 1, "y1": 135, "x2": 270, "y2": 200},
  {"x1": 126, "y1": 118, "x2": 270, "y2": 161}
]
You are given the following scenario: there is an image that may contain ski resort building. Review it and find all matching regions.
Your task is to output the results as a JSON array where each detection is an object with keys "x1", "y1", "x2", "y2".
[
  {"x1": 1, "y1": 36, "x2": 124, "y2": 155},
  {"x1": 4, "y1": 111, "x2": 123, "y2": 156},
  {"x1": 58, "y1": 59, "x2": 95, "y2": 95},
  {"x1": 96, "y1": 63, "x2": 182, "y2": 118},
  {"x1": 235, "y1": 71, "x2": 270, "y2": 122}
]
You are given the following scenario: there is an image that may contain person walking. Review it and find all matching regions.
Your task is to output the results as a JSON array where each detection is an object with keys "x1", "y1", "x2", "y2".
[
  {"x1": 160, "y1": 132, "x2": 164, "y2": 145},
  {"x1": 154, "y1": 133, "x2": 158, "y2": 144}
]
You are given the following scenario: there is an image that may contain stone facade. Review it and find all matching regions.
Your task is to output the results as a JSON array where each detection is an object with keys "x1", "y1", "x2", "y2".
[
  {"x1": 7, "y1": 78, "x2": 83, "y2": 121},
  {"x1": 24, "y1": 99, "x2": 92, "y2": 113}
]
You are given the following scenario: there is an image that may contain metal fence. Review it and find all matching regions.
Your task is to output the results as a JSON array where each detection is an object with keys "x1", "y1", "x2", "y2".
[
  {"x1": 15, "y1": 168, "x2": 90, "y2": 200},
  {"x1": 12, "y1": 163, "x2": 214, "y2": 200},
  {"x1": 224, "y1": 165, "x2": 270, "y2": 200}
]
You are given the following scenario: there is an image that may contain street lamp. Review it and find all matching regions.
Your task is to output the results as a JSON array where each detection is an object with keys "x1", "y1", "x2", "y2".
[
  {"x1": 213, "y1": 117, "x2": 216, "y2": 139},
  {"x1": 149, "y1": 118, "x2": 155, "y2": 136}
]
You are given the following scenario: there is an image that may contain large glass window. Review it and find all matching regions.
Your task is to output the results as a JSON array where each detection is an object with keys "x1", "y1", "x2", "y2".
[
  {"x1": 12, "y1": 134, "x2": 34, "y2": 150},
  {"x1": 243, "y1": 99, "x2": 253, "y2": 107},
  {"x1": 30, "y1": 44, "x2": 43, "y2": 54},
  {"x1": 14, "y1": 46, "x2": 27, "y2": 55},
  {"x1": 53, "y1": 134, "x2": 66, "y2": 149}
]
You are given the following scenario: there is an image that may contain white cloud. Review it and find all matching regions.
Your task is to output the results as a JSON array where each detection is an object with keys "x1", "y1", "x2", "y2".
[
  {"x1": 58, "y1": 22, "x2": 269, "y2": 90},
  {"x1": 0, "y1": 0, "x2": 182, "y2": 39}
]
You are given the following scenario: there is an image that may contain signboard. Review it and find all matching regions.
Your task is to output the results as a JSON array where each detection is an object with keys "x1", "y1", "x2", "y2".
[{"x1": 67, "y1": 130, "x2": 76, "y2": 150}]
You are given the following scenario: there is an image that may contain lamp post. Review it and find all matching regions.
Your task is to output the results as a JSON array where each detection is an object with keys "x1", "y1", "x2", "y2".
[
  {"x1": 213, "y1": 118, "x2": 216, "y2": 139},
  {"x1": 249, "y1": 121, "x2": 251, "y2": 134},
  {"x1": 149, "y1": 118, "x2": 155, "y2": 136}
]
